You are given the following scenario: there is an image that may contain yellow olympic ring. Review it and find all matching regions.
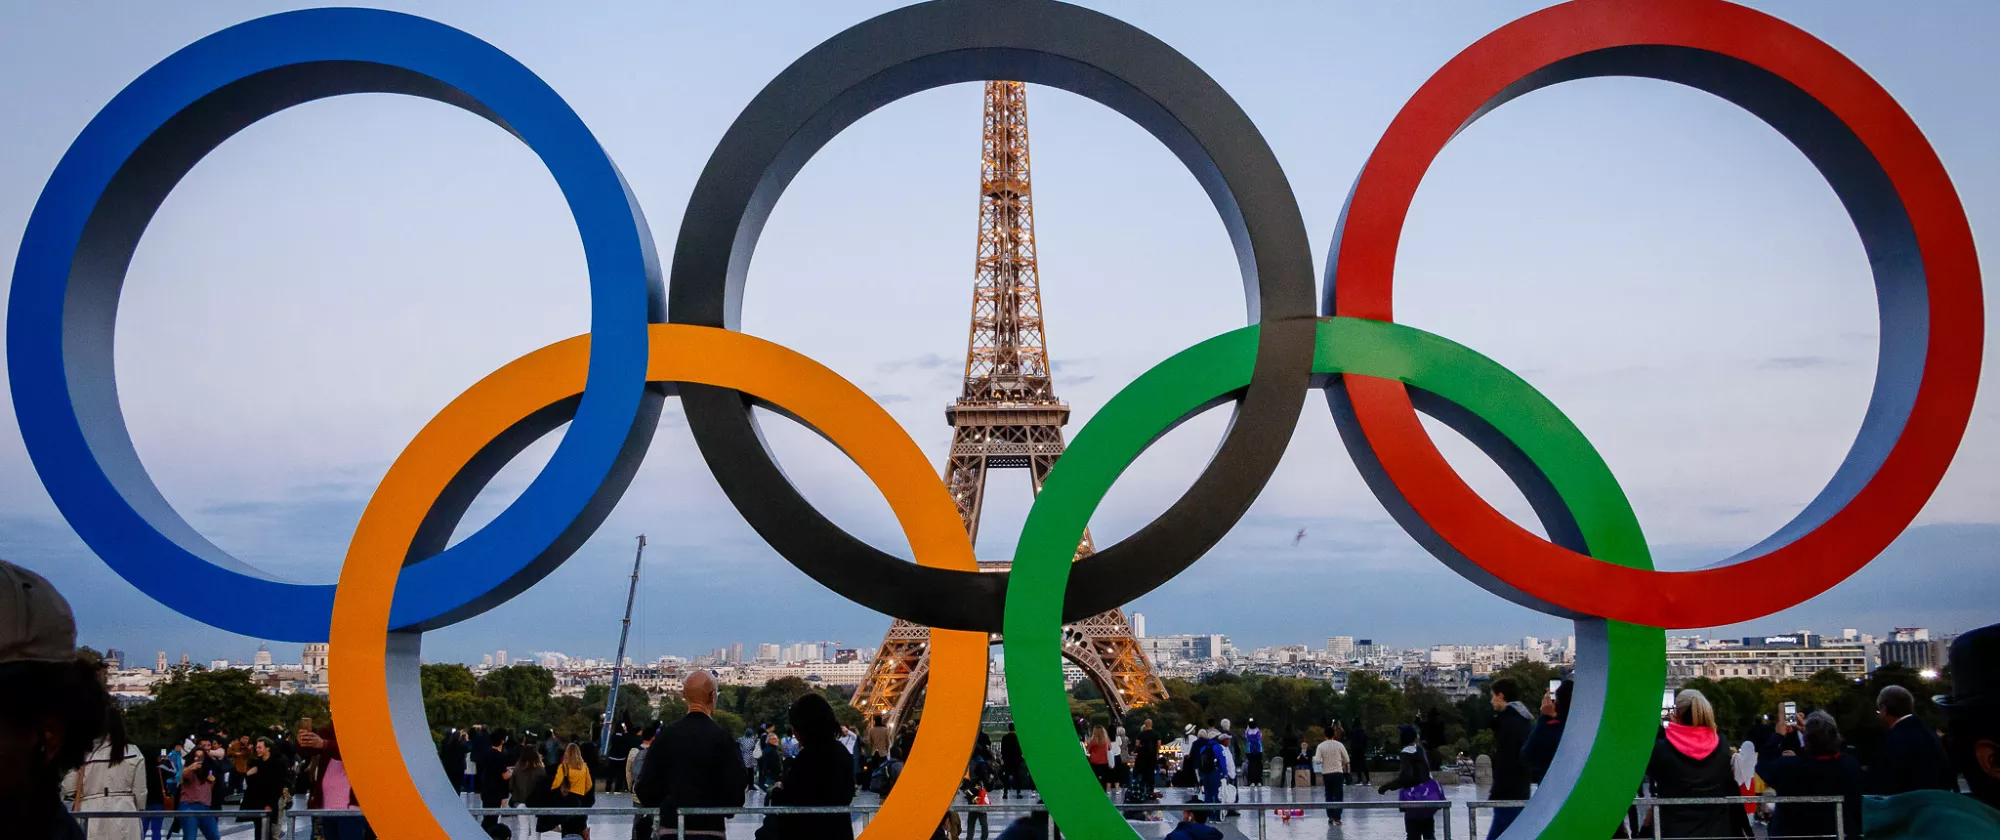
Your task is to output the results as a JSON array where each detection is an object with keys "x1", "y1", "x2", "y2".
[{"x1": 330, "y1": 324, "x2": 987, "y2": 840}]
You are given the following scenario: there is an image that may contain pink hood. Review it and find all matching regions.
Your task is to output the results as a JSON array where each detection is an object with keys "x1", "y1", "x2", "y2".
[{"x1": 1664, "y1": 722, "x2": 1718, "y2": 760}]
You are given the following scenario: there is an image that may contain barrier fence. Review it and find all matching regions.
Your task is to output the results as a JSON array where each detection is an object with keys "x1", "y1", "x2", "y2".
[{"x1": 70, "y1": 794, "x2": 1854, "y2": 840}]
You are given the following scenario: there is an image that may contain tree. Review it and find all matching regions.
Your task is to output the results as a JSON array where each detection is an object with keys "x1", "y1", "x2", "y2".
[
  {"x1": 583, "y1": 683, "x2": 654, "y2": 730},
  {"x1": 1489, "y1": 661, "x2": 1561, "y2": 709},
  {"x1": 745, "y1": 677, "x2": 817, "y2": 729},
  {"x1": 657, "y1": 691, "x2": 689, "y2": 722},
  {"x1": 1338, "y1": 672, "x2": 1405, "y2": 734},
  {"x1": 478, "y1": 665, "x2": 557, "y2": 731},
  {"x1": 421, "y1": 664, "x2": 477, "y2": 696},
  {"x1": 125, "y1": 667, "x2": 274, "y2": 747}
]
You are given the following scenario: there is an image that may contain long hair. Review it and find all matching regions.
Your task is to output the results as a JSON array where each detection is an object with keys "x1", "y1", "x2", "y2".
[
  {"x1": 516, "y1": 744, "x2": 543, "y2": 770},
  {"x1": 1675, "y1": 689, "x2": 1718, "y2": 731},
  {"x1": 0, "y1": 659, "x2": 115, "y2": 781},
  {"x1": 561, "y1": 743, "x2": 586, "y2": 775},
  {"x1": 1089, "y1": 725, "x2": 1109, "y2": 747}
]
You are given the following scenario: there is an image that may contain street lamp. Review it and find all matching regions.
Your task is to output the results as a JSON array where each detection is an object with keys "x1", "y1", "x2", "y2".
[{"x1": 1919, "y1": 668, "x2": 1940, "y2": 680}]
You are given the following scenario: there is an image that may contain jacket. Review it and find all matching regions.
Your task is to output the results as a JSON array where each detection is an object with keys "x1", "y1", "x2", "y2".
[
  {"x1": 757, "y1": 737, "x2": 856, "y2": 840},
  {"x1": 1755, "y1": 735, "x2": 1863, "y2": 840},
  {"x1": 1134, "y1": 730, "x2": 1160, "y2": 766},
  {"x1": 1866, "y1": 716, "x2": 1956, "y2": 795},
  {"x1": 1490, "y1": 701, "x2": 1535, "y2": 799},
  {"x1": 241, "y1": 755, "x2": 287, "y2": 811},
  {"x1": 1314, "y1": 738, "x2": 1351, "y2": 775},
  {"x1": 509, "y1": 765, "x2": 546, "y2": 806},
  {"x1": 1646, "y1": 725, "x2": 1751, "y2": 838},
  {"x1": 61, "y1": 742, "x2": 147, "y2": 840},
  {"x1": 1521, "y1": 715, "x2": 1564, "y2": 784},
  {"x1": 636, "y1": 711, "x2": 747, "y2": 836},
  {"x1": 1163, "y1": 820, "x2": 1224, "y2": 840}
]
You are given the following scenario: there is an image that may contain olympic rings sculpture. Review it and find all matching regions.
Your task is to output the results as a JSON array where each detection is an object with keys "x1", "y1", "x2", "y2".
[{"x1": 6, "y1": 1, "x2": 1981, "y2": 839}]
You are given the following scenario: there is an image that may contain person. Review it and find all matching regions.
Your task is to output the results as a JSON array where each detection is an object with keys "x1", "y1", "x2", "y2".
[
  {"x1": 1868, "y1": 685, "x2": 1956, "y2": 795},
  {"x1": 62, "y1": 710, "x2": 146, "y2": 840},
  {"x1": 625, "y1": 723, "x2": 660, "y2": 840},
  {"x1": 475, "y1": 731, "x2": 513, "y2": 833},
  {"x1": 742, "y1": 727, "x2": 762, "y2": 792},
  {"x1": 1162, "y1": 807, "x2": 1222, "y2": 840},
  {"x1": 1216, "y1": 732, "x2": 1238, "y2": 816},
  {"x1": 509, "y1": 745, "x2": 547, "y2": 840},
  {"x1": 993, "y1": 809, "x2": 1050, "y2": 840},
  {"x1": 139, "y1": 744, "x2": 170, "y2": 840},
  {"x1": 1134, "y1": 719, "x2": 1161, "y2": 800},
  {"x1": 1315, "y1": 724, "x2": 1351, "y2": 824},
  {"x1": 1243, "y1": 718, "x2": 1264, "y2": 787},
  {"x1": 758, "y1": 733, "x2": 785, "y2": 792},
  {"x1": 1730, "y1": 740, "x2": 1758, "y2": 817},
  {"x1": 636, "y1": 670, "x2": 747, "y2": 839},
  {"x1": 605, "y1": 723, "x2": 631, "y2": 795},
  {"x1": 862, "y1": 715, "x2": 893, "y2": 762},
  {"x1": 1486, "y1": 677, "x2": 1535, "y2": 838},
  {"x1": 541, "y1": 730, "x2": 564, "y2": 772},
  {"x1": 549, "y1": 743, "x2": 593, "y2": 837},
  {"x1": 472, "y1": 726, "x2": 496, "y2": 793},
  {"x1": 1864, "y1": 621, "x2": 2000, "y2": 837},
  {"x1": 961, "y1": 759, "x2": 993, "y2": 840},
  {"x1": 1645, "y1": 689, "x2": 1750, "y2": 839},
  {"x1": 296, "y1": 721, "x2": 366, "y2": 840},
  {"x1": 177, "y1": 746, "x2": 221, "y2": 840},
  {"x1": 1000, "y1": 724, "x2": 1026, "y2": 799},
  {"x1": 755, "y1": 693, "x2": 855, "y2": 840},
  {"x1": 1754, "y1": 710, "x2": 1862, "y2": 839},
  {"x1": 1085, "y1": 726, "x2": 1113, "y2": 791},
  {"x1": 1521, "y1": 680, "x2": 1571, "y2": 785},
  {"x1": 1191, "y1": 728, "x2": 1224, "y2": 806},
  {"x1": 438, "y1": 729, "x2": 467, "y2": 795},
  {"x1": 1377, "y1": 726, "x2": 1438, "y2": 840},
  {"x1": 1348, "y1": 723, "x2": 1371, "y2": 787},
  {"x1": 1108, "y1": 726, "x2": 1127, "y2": 792},
  {"x1": 1280, "y1": 729, "x2": 1302, "y2": 784},
  {"x1": 237, "y1": 738, "x2": 287, "y2": 840}
]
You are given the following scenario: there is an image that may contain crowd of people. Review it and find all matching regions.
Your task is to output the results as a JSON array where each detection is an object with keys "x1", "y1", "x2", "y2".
[{"x1": 6, "y1": 554, "x2": 1999, "y2": 840}]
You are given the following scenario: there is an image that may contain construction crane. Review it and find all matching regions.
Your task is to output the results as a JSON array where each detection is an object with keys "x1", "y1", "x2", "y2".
[{"x1": 599, "y1": 535, "x2": 646, "y2": 755}]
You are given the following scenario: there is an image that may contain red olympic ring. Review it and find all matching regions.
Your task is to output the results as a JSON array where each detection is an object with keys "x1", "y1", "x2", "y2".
[{"x1": 1329, "y1": 0, "x2": 1983, "y2": 628}]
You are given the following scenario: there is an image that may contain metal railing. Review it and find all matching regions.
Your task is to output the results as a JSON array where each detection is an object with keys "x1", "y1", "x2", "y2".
[
  {"x1": 67, "y1": 794, "x2": 1853, "y2": 840},
  {"x1": 1465, "y1": 794, "x2": 1848, "y2": 839},
  {"x1": 682, "y1": 799, "x2": 1457, "y2": 840}
]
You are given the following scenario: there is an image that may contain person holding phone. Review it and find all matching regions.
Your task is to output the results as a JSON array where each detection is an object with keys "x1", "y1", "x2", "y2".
[
  {"x1": 177, "y1": 748, "x2": 220, "y2": 840},
  {"x1": 1523, "y1": 680, "x2": 1573, "y2": 785},
  {"x1": 1756, "y1": 710, "x2": 1862, "y2": 839}
]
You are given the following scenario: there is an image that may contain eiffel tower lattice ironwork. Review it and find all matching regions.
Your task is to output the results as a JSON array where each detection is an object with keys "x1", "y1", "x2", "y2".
[{"x1": 851, "y1": 81, "x2": 1167, "y2": 728}]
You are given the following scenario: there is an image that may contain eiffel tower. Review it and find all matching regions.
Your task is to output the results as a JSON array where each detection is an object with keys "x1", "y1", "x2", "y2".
[{"x1": 851, "y1": 81, "x2": 1166, "y2": 727}]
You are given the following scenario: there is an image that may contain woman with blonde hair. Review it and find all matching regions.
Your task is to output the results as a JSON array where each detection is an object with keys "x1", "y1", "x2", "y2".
[
  {"x1": 1085, "y1": 726, "x2": 1113, "y2": 791},
  {"x1": 549, "y1": 742, "x2": 593, "y2": 837},
  {"x1": 1645, "y1": 689, "x2": 1750, "y2": 838}
]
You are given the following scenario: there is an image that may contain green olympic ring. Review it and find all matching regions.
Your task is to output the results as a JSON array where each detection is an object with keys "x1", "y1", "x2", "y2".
[{"x1": 1003, "y1": 317, "x2": 1667, "y2": 839}]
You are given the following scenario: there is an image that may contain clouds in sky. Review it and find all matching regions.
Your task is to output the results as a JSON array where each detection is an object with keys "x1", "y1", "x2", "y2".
[{"x1": 0, "y1": 1, "x2": 1995, "y2": 665}]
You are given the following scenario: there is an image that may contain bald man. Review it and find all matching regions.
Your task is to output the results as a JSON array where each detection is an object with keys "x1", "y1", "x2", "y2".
[{"x1": 637, "y1": 670, "x2": 746, "y2": 838}]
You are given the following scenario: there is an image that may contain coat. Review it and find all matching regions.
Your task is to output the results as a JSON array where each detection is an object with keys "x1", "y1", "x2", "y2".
[
  {"x1": 756, "y1": 738, "x2": 855, "y2": 840},
  {"x1": 1521, "y1": 715, "x2": 1564, "y2": 784},
  {"x1": 61, "y1": 742, "x2": 147, "y2": 840},
  {"x1": 1646, "y1": 726, "x2": 1751, "y2": 839},
  {"x1": 240, "y1": 755, "x2": 288, "y2": 811},
  {"x1": 635, "y1": 711, "x2": 747, "y2": 836},
  {"x1": 1866, "y1": 715, "x2": 1956, "y2": 796},
  {"x1": 1490, "y1": 701, "x2": 1535, "y2": 799},
  {"x1": 1755, "y1": 736, "x2": 1863, "y2": 840}
]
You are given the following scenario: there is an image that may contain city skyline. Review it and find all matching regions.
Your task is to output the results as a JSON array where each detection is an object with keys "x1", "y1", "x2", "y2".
[{"x1": 4, "y1": 2, "x2": 1997, "y2": 664}]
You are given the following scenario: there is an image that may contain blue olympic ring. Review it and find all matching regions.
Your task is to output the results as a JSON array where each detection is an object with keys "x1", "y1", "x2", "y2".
[{"x1": 6, "y1": 8, "x2": 663, "y2": 642}]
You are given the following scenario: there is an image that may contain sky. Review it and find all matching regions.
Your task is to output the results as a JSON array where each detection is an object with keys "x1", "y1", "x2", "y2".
[{"x1": 1, "y1": 2, "x2": 1995, "y2": 667}]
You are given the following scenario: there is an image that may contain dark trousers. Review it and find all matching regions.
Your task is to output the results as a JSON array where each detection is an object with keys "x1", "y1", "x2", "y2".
[
  {"x1": 480, "y1": 789, "x2": 505, "y2": 830},
  {"x1": 606, "y1": 758, "x2": 627, "y2": 792},
  {"x1": 1246, "y1": 752, "x2": 1264, "y2": 785},
  {"x1": 1200, "y1": 771, "x2": 1222, "y2": 804},
  {"x1": 1404, "y1": 813, "x2": 1437, "y2": 840},
  {"x1": 1135, "y1": 761, "x2": 1157, "y2": 798},
  {"x1": 1323, "y1": 772, "x2": 1346, "y2": 819},
  {"x1": 966, "y1": 811, "x2": 988, "y2": 840}
]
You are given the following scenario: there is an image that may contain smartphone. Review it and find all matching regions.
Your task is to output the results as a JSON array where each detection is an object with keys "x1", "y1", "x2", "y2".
[
  {"x1": 298, "y1": 717, "x2": 313, "y2": 733},
  {"x1": 1661, "y1": 690, "x2": 1677, "y2": 720},
  {"x1": 1781, "y1": 701, "x2": 1797, "y2": 719},
  {"x1": 1548, "y1": 679, "x2": 1562, "y2": 695}
]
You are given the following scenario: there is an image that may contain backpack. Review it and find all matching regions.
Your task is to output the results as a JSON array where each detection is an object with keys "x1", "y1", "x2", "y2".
[{"x1": 1195, "y1": 741, "x2": 1220, "y2": 775}]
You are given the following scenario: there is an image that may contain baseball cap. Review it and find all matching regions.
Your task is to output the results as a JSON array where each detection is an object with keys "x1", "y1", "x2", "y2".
[{"x1": 0, "y1": 558, "x2": 79, "y2": 663}]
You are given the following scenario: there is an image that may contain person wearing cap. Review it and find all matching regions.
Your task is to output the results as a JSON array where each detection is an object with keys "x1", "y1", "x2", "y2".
[
  {"x1": 1864, "y1": 622, "x2": 2000, "y2": 837},
  {"x1": 0, "y1": 558, "x2": 119, "y2": 840}
]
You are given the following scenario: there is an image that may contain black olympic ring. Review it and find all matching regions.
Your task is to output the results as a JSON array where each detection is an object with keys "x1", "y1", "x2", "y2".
[{"x1": 668, "y1": 0, "x2": 1318, "y2": 632}]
